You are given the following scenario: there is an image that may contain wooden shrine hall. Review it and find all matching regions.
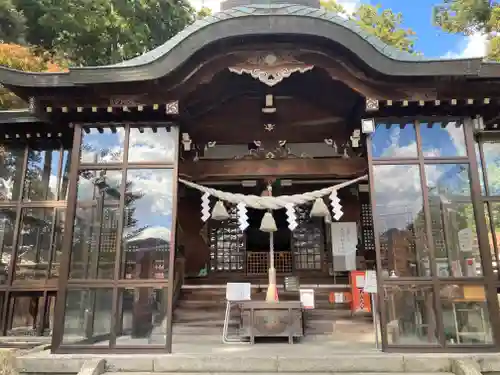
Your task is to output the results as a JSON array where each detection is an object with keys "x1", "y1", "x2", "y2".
[{"x1": 1, "y1": 0, "x2": 500, "y2": 354}]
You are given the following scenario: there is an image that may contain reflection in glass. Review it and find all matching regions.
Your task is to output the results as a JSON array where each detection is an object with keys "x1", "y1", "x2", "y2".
[
  {"x1": 0, "y1": 209, "x2": 16, "y2": 284},
  {"x1": 128, "y1": 128, "x2": 175, "y2": 163},
  {"x1": 481, "y1": 141, "x2": 500, "y2": 195},
  {"x1": 62, "y1": 289, "x2": 113, "y2": 344},
  {"x1": 440, "y1": 285, "x2": 492, "y2": 344},
  {"x1": 69, "y1": 170, "x2": 123, "y2": 279},
  {"x1": 419, "y1": 122, "x2": 466, "y2": 158},
  {"x1": 116, "y1": 288, "x2": 166, "y2": 345},
  {"x1": 384, "y1": 285, "x2": 438, "y2": 345},
  {"x1": 371, "y1": 123, "x2": 417, "y2": 158},
  {"x1": 59, "y1": 150, "x2": 70, "y2": 200},
  {"x1": 80, "y1": 127, "x2": 125, "y2": 164},
  {"x1": 485, "y1": 202, "x2": 500, "y2": 277},
  {"x1": 373, "y1": 165, "x2": 429, "y2": 277},
  {"x1": 23, "y1": 150, "x2": 59, "y2": 201},
  {"x1": 8, "y1": 294, "x2": 43, "y2": 336},
  {"x1": 121, "y1": 169, "x2": 173, "y2": 280},
  {"x1": 425, "y1": 164, "x2": 481, "y2": 277},
  {"x1": 15, "y1": 208, "x2": 54, "y2": 281},
  {"x1": 0, "y1": 145, "x2": 24, "y2": 201}
]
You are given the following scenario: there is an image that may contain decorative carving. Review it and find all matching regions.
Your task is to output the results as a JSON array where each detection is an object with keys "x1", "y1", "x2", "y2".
[
  {"x1": 109, "y1": 97, "x2": 141, "y2": 106},
  {"x1": 229, "y1": 53, "x2": 314, "y2": 87},
  {"x1": 365, "y1": 98, "x2": 379, "y2": 112},
  {"x1": 234, "y1": 141, "x2": 311, "y2": 160},
  {"x1": 264, "y1": 123, "x2": 275, "y2": 131},
  {"x1": 166, "y1": 100, "x2": 179, "y2": 114},
  {"x1": 28, "y1": 97, "x2": 36, "y2": 113}
]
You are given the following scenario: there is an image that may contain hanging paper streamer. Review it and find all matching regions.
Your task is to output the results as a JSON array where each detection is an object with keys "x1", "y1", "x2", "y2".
[
  {"x1": 237, "y1": 202, "x2": 249, "y2": 231},
  {"x1": 201, "y1": 193, "x2": 211, "y2": 222},
  {"x1": 286, "y1": 203, "x2": 297, "y2": 230},
  {"x1": 330, "y1": 190, "x2": 343, "y2": 221}
]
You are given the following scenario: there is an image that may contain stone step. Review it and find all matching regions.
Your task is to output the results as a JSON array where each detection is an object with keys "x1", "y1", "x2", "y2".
[{"x1": 105, "y1": 373, "x2": 453, "y2": 375}]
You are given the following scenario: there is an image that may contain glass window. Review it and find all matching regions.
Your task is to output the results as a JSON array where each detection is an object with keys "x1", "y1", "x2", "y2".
[
  {"x1": 485, "y1": 202, "x2": 500, "y2": 277},
  {"x1": 15, "y1": 208, "x2": 55, "y2": 281},
  {"x1": 0, "y1": 145, "x2": 25, "y2": 201},
  {"x1": 0, "y1": 208, "x2": 16, "y2": 284},
  {"x1": 128, "y1": 128, "x2": 176, "y2": 163},
  {"x1": 121, "y1": 169, "x2": 173, "y2": 280},
  {"x1": 59, "y1": 150, "x2": 70, "y2": 200},
  {"x1": 23, "y1": 149, "x2": 60, "y2": 201},
  {"x1": 419, "y1": 122, "x2": 466, "y2": 158},
  {"x1": 480, "y1": 141, "x2": 500, "y2": 196},
  {"x1": 440, "y1": 284, "x2": 492, "y2": 345},
  {"x1": 62, "y1": 289, "x2": 113, "y2": 344},
  {"x1": 383, "y1": 284, "x2": 438, "y2": 346},
  {"x1": 69, "y1": 170, "x2": 123, "y2": 279},
  {"x1": 371, "y1": 123, "x2": 417, "y2": 159},
  {"x1": 80, "y1": 127, "x2": 125, "y2": 164},
  {"x1": 8, "y1": 293, "x2": 43, "y2": 336},
  {"x1": 425, "y1": 164, "x2": 482, "y2": 277},
  {"x1": 372, "y1": 165, "x2": 429, "y2": 277},
  {"x1": 116, "y1": 287, "x2": 166, "y2": 345}
]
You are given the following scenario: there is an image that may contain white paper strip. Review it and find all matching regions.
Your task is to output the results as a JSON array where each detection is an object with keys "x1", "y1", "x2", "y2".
[
  {"x1": 330, "y1": 190, "x2": 343, "y2": 220},
  {"x1": 286, "y1": 203, "x2": 297, "y2": 230},
  {"x1": 237, "y1": 202, "x2": 249, "y2": 231},
  {"x1": 201, "y1": 192, "x2": 211, "y2": 222}
]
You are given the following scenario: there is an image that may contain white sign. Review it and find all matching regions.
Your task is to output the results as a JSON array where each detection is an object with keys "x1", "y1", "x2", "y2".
[
  {"x1": 226, "y1": 282, "x2": 251, "y2": 301},
  {"x1": 300, "y1": 289, "x2": 315, "y2": 309},
  {"x1": 363, "y1": 270, "x2": 377, "y2": 293},
  {"x1": 330, "y1": 222, "x2": 358, "y2": 255},
  {"x1": 458, "y1": 228, "x2": 474, "y2": 252}
]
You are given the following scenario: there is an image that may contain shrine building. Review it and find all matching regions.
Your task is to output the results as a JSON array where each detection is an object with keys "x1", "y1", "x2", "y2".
[{"x1": 0, "y1": 0, "x2": 499, "y2": 354}]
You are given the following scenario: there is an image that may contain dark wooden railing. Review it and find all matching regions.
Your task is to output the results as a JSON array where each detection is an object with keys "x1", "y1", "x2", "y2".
[{"x1": 172, "y1": 257, "x2": 185, "y2": 307}]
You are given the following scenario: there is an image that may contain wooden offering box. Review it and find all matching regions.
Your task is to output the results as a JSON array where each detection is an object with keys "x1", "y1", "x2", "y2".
[{"x1": 239, "y1": 301, "x2": 303, "y2": 344}]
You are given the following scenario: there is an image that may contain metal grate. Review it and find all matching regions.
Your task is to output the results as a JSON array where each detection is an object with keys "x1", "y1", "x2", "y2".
[
  {"x1": 246, "y1": 251, "x2": 293, "y2": 275},
  {"x1": 209, "y1": 205, "x2": 245, "y2": 272},
  {"x1": 291, "y1": 205, "x2": 323, "y2": 270}
]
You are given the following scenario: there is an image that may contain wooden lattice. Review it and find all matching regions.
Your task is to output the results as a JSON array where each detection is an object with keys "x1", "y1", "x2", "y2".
[{"x1": 246, "y1": 251, "x2": 292, "y2": 275}]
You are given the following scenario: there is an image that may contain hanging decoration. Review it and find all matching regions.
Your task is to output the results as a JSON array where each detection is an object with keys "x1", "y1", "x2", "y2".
[
  {"x1": 310, "y1": 197, "x2": 329, "y2": 217},
  {"x1": 260, "y1": 211, "x2": 278, "y2": 233},
  {"x1": 211, "y1": 200, "x2": 229, "y2": 221},
  {"x1": 180, "y1": 174, "x2": 367, "y2": 228},
  {"x1": 330, "y1": 190, "x2": 343, "y2": 221},
  {"x1": 201, "y1": 192, "x2": 211, "y2": 222},
  {"x1": 286, "y1": 203, "x2": 297, "y2": 230},
  {"x1": 237, "y1": 202, "x2": 249, "y2": 231}
]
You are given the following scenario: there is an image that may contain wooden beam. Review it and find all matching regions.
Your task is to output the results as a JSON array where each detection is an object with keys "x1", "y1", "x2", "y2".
[{"x1": 179, "y1": 157, "x2": 367, "y2": 181}]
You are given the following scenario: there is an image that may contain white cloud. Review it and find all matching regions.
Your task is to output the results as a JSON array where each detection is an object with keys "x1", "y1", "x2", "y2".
[
  {"x1": 443, "y1": 32, "x2": 488, "y2": 59},
  {"x1": 189, "y1": 0, "x2": 221, "y2": 12},
  {"x1": 336, "y1": 0, "x2": 361, "y2": 15}
]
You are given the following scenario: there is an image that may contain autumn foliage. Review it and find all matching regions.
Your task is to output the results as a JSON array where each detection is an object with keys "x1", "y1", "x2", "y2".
[{"x1": 0, "y1": 43, "x2": 68, "y2": 110}]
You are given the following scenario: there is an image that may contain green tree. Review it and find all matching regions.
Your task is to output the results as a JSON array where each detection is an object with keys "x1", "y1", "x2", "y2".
[
  {"x1": 434, "y1": 0, "x2": 500, "y2": 60},
  {"x1": 0, "y1": 0, "x2": 26, "y2": 44},
  {"x1": 11, "y1": 0, "x2": 196, "y2": 66},
  {"x1": 320, "y1": 0, "x2": 417, "y2": 53}
]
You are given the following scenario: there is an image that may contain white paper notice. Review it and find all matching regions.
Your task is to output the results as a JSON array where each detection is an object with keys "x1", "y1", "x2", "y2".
[
  {"x1": 363, "y1": 270, "x2": 377, "y2": 294},
  {"x1": 226, "y1": 282, "x2": 251, "y2": 301},
  {"x1": 300, "y1": 289, "x2": 315, "y2": 309}
]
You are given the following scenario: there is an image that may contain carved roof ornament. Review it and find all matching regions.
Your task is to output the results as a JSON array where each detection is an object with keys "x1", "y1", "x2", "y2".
[{"x1": 229, "y1": 53, "x2": 314, "y2": 87}]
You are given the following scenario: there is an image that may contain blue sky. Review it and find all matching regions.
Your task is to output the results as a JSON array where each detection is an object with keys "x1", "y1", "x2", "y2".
[{"x1": 189, "y1": 0, "x2": 487, "y2": 59}]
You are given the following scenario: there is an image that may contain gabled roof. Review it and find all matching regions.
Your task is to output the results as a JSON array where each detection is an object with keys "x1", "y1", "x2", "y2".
[{"x1": 0, "y1": 2, "x2": 499, "y2": 88}]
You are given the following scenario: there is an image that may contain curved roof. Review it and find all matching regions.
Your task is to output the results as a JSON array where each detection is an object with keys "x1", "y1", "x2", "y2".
[{"x1": 0, "y1": 2, "x2": 499, "y2": 88}]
